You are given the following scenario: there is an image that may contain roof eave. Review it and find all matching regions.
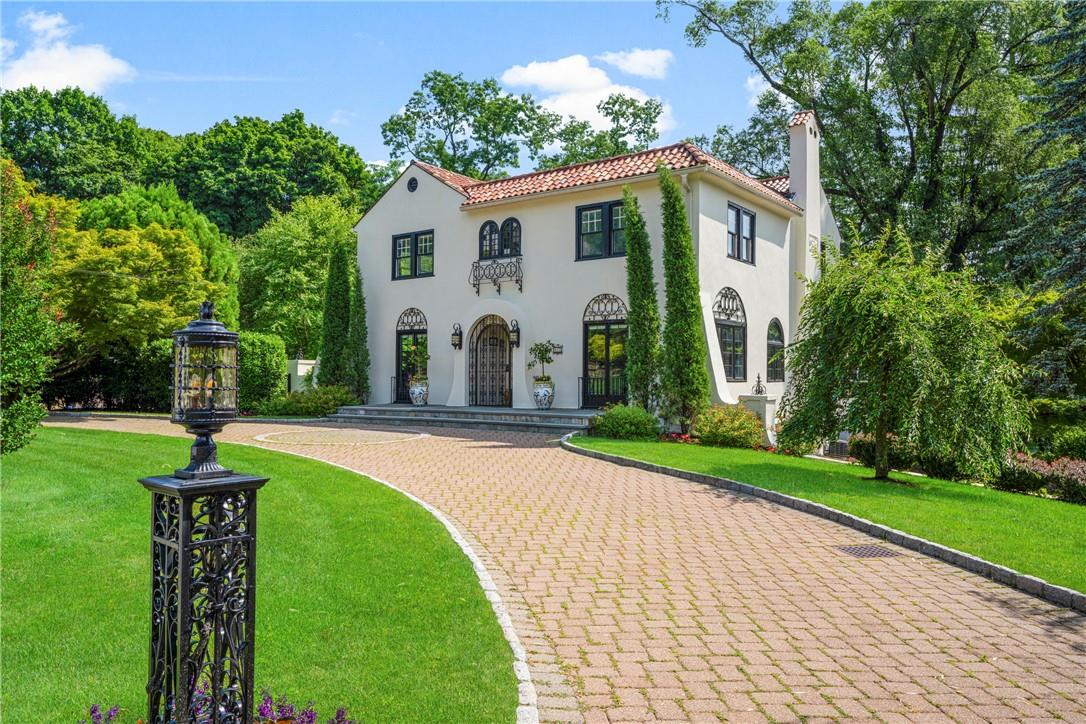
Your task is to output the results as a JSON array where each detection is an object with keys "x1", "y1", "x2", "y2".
[
  {"x1": 459, "y1": 169, "x2": 679, "y2": 210},
  {"x1": 700, "y1": 166, "x2": 802, "y2": 215}
]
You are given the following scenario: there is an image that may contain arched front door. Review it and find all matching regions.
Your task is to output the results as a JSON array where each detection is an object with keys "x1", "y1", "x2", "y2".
[
  {"x1": 469, "y1": 315, "x2": 512, "y2": 407},
  {"x1": 395, "y1": 308, "x2": 427, "y2": 403}
]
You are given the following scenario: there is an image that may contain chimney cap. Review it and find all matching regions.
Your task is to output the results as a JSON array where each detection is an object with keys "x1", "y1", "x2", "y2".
[{"x1": 788, "y1": 110, "x2": 817, "y2": 128}]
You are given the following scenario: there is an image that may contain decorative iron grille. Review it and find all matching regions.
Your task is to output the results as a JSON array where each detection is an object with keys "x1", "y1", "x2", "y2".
[
  {"x1": 582, "y1": 293, "x2": 628, "y2": 322},
  {"x1": 396, "y1": 308, "x2": 427, "y2": 331},
  {"x1": 469, "y1": 315, "x2": 511, "y2": 406},
  {"x1": 713, "y1": 287, "x2": 746, "y2": 323},
  {"x1": 469, "y1": 257, "x2": 523, "y2": 295}
]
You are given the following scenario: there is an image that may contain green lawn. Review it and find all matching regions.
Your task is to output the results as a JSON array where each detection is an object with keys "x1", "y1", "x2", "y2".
[
  {"x1": 2, "y1": 427, "x2": 517, "y2": 722},
  {"x1": 572, "y1": 437, "x2": 1086, "y2": 593}
]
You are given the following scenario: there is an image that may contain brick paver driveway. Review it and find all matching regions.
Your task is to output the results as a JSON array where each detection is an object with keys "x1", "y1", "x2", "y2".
[{"x1": 51, "y1": 417, "x2": 1086, "y2": 723}]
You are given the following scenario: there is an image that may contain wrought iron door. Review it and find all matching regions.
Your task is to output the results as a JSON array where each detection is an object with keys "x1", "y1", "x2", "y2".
[{"x1": 469, "y1": 315, "x2": 511, "y2": 406}]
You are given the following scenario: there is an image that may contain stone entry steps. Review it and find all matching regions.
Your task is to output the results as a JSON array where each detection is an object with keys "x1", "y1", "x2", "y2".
[{"x1": 330, "y1": 404, "x2": 595, "y2": 435}]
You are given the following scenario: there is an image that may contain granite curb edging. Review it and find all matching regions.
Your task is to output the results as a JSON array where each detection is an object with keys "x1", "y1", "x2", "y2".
[{"x1": 560, "y1": 433, "x2": 1086, "y2": 615}]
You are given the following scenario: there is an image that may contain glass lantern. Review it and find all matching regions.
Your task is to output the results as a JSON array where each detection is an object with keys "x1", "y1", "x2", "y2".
[{"x1": 171, "y1": 301, "x2": 239, "y2": 478}]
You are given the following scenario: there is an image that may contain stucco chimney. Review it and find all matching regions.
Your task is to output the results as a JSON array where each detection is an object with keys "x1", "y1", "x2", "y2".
[{"x1": 787, "y1": 109, "x2": 823, "y2": 331}]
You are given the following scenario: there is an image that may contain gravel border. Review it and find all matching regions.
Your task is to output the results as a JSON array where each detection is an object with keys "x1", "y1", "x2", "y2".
[{"x1": 561, "y1": 433, "x2": 1086, "y2": 614}]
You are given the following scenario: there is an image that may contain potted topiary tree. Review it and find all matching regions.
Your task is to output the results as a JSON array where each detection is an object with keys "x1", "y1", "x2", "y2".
[
  {"x1": 527, "y1": 340, "x2": 558, "y2": 410},
  {"x1": 406, "y1": 339, "x2": 430, "y2": 406}
]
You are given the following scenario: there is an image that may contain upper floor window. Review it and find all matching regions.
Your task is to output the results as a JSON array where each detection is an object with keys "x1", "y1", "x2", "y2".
[
  {"x1": 727, "y1": 203, "x2": 755, "y2": 264},
  {"x1": 767, "y1": 318, "x2": 785, "y2": 382},
  {"x1": 479, "y1": 218, "x2": 522, "y2": 259},
  {"x1": 577, "y1": 200, "x2": 626, "y2": 260},
  {"x1": 499, "y1": 218, "x2": 521, "y2": 257},
  {"x1": 392, "y1": 230, "x2": 434, "y2": 280},
  {"x1": 479, "y1": 221, "x2": 499, "y2": 259}
]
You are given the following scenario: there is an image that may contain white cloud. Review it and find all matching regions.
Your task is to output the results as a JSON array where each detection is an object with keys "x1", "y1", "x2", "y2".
[
  {"x1": 501, "y1": 54, "x2": 676, "y2": 136},
  {"x1": 1, "y1": 10, "x2": 134, "y2": 93},
  {"x1": 595, "y1": 48, "x2": 674, "y2": 80},
  {"x1": 329, "y1": 109, "x2": 355, "y2": 126}
]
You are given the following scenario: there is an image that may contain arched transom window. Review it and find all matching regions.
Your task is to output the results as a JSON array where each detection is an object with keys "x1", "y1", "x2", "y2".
[
  {"x1": 396, "y1": 307, "x2": 427, "y2": 331},
  {"x1": 767, "y1": 318, "x2": 785, "y2": 382},
  {"x1": 713, "y1": 288, "x2": 746, "y2": 381},
  {"x1": 583, "y1": 293, "x2": 628, "y2": 322}
]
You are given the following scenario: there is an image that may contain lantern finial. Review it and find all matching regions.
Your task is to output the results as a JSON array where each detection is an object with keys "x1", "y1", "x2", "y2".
[{"x1": 199, "y1": 300, "x2": 215, "y2": 320}]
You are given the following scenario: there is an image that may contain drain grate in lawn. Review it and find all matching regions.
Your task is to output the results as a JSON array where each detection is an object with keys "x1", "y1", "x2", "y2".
[{"x1": 836, "y1": 544, "x2": 900, "y2": 559}]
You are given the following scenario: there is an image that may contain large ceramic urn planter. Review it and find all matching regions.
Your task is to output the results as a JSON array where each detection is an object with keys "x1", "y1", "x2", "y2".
[
  {"x1": 408, "y1": 379, "x2": 429, "y2": 406},
  {"x1": 532, "y1": 379, "x2": 555, "y2": 410}
]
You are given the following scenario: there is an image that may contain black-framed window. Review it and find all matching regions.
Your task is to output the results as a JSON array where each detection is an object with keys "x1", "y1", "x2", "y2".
[
  {"x1": 713, "y1": 287, "x2": 747, "y2": 381},
  {"x1": 727, "y1": 203, "x2": 755, "y2": 264},
  {"x1": 767, "y1": 318, "x2": 785, "y2": 382},
  {"x1": 577, "y1": 200, "x2": 626, "y2": 260},
  {"x1": 499, "y1": 218, "x2": 521, "y2": 257},
  {"x1": 391, "y1": 230, "x2": 434, "y2": 280},
  {"x1": 479, "y1": 221, "x2": 499, "y2": 259}
]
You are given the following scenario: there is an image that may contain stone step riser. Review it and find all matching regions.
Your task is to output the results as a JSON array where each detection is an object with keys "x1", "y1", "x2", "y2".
[
  {"x1": 327, "y1": 414, "x2": 586, "y2": 435},
  {"x1": 335, "y1": 407, "x2": 592, "y2": 426}
]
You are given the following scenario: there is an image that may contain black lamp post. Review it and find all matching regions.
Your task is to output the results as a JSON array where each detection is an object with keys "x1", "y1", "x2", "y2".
[{"x1": 140, "y1": 301, "x2": 268, "y2": 723}]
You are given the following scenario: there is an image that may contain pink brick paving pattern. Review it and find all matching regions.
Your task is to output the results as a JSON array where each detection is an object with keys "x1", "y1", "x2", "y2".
[{"x1": 49, "y1": 417, "x2": 1086, "y2": 723}]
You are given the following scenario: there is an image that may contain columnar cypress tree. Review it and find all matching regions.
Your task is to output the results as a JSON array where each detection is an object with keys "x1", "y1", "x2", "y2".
[
  {"x1": 316, "y1": 240, "x2": 351, "y2": 387},
  {"x1": 658, "y1": 165, "x2": 710, "y2": 431},
  {"x1": 622, "y1": 185, "x2": 660, "y2": 410},
  {"x1": 344, "y1": 258, "x2": 371, "y2": 402}
]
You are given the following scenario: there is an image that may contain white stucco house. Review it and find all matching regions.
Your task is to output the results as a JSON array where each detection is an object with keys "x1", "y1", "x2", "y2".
[{"x1": 354, "y1": 110, "x2": 840, "y2": 410}]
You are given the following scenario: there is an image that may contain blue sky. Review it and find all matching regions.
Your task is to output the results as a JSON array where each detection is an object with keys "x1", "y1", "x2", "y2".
[{"x1": 1, "y1": 2, "x2": 768, "y2": 169}]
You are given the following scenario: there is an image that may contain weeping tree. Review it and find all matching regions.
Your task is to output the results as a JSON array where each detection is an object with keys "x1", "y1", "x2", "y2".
[
  {"x1": 622, "y1": 186, "x2": 661, "y2": 410},
  {"x1": 779, "y1": 227, "x2": 1029, "y2": 480},
  {"x1": 658, "y1": 166, "x2": 710, "y2": 431},
  {"x1": 316, "y1": 240, "x2": 351, "y2": 387}
]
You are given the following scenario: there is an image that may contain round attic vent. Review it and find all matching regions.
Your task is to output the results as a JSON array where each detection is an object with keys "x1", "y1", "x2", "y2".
[{"x1": 407, "y1": 177, "x2": 418, "y2": 192}]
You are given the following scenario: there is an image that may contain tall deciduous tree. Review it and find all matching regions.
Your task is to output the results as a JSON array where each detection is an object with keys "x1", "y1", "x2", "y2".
[
  {"x1": 174, "y1": 110, "x2": 384, "y2": 238},
  {"x1": 537, "y1": 95, "x2": 664, "y2": 170},
  {"x1": 0, "y1": 87, "x2": 173, "y2": 199},
  {"x1": 239, "y1": 196, "x2": 354, "y2": 359},
  {"x1": 664, "y1": 0, "x2": 1060, "y2": 269},
  {"x1": 1002, "y1": 1, "x2": 1086, "y2": 397},
  {"x1": 622, "y1": 186, "x2": 661, "y2": 410},
  {"x1": 78, "y1": 183, "x2": 240, "y2": 327},
  {"x1": 382, "y1": 71, "x2": 559, "y2": 179},
  {"x1": 658, "y1": 166, "x2": 709, "y2": 430},
  {"x1": 317, "y1": 239, "x2": 351, "y2": 387},
  {"x1": 0, "y1": 160, "x2": 75, "y2": 453},
  {"x1": 344, "y1": 258, "x2": 371, "y2": 402},
  {"x1": 779, "y1": 227, "x2": 1028, "y2": 480}
]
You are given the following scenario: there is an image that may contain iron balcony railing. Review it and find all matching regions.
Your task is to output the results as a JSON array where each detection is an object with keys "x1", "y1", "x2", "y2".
[{"x1": 470, "y1": 256, "x2": 523, "y2": 295}]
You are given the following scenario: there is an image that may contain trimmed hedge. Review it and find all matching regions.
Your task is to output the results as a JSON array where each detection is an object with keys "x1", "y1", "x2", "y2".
[
  {"x1": 591, "y1": 405, "x2": 661, "y2": 441},
  {"x1": 1052, "y1": 426, "x2": 1086, "y2": 461},
  {"x1": 255, "y1": 385, "x2": 356, "y2": 417},
  {"x1": 238, "y1": 332, "x2": 287, "y2": 413},
  {"x1": 692, "y1": 405, "x2": 764, "y2": 449}
]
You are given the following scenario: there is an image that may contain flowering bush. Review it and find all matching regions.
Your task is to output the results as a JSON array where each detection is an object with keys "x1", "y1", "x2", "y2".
[
  {"x1": 256, "y1": 690, "x2": 357, "y2": 724},
  {"x1": 661, "y1": 432, "x2": 695, "y2": 444},
  {"x1": 992, "y1": 452, "x2": 1086, "y2": 503},
  {"x1": 691, "y1": 405, "x2": 763, "y2": 449},
  {"x1": 79, "y1": 704, "x2": 120, "y2": 724}
]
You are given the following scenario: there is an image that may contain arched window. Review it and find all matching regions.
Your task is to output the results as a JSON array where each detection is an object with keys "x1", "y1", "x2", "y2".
[
  {"x1": 767, "y1": 318, "x2": 784, "y2": 382},
  {"x1": 499, "y1": 218, "x2": 521, "y2": 257},
  {"x1": 713, "y1": 288, "x2": 746, "y2": 381},
  {"x1": 583, "y1": 294, "x2": 629, "y2": 407},
  {"x1": 396, "y1": 308, "x2": 427, "y2": 331},
  {"x1": 479, "y1": 221, "x2": 500, "y2": 259}
]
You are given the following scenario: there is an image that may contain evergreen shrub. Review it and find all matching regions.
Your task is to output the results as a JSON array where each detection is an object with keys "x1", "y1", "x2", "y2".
[
  {"x1": 591, "y1": 405, "x2": 661, "y2": 440},
  {"x1": 692, "y1": 405, "x2": 763, "y2": 449}
]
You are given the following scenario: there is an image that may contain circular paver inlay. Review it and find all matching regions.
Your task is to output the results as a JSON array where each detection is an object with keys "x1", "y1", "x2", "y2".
[{"x1": 253, "y1": 429, "x2": 424, "y2": 445}]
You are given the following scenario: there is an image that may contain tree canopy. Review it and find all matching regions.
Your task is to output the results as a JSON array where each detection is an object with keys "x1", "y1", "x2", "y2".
[
  {"x1": 238, "y1": 196, "x2": 356, "y2": 359},
  {"x1": 536, "y1": 95, "x2": 664, "y2": 170},
  {"x1": 665, "y1": 0, "x2": 1062, "y2": 269},
  {"x1": 779, "y1": 227, "x2": 1028, "y2": 479},
  {"x1": 77, "y1": 183, "x2": 240, "y2": 327}
]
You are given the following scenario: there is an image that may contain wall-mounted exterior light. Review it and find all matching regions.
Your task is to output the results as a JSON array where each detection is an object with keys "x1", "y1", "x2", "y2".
[
  {"x1": 509, "y1": 320, "x2": 521, "y2": 348},
  {"x1": 451, "y1": 323, "x2": 463, "y2": 350}
]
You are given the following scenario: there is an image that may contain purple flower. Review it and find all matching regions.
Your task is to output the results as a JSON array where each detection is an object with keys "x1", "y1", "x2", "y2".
[
  {"x1": 90, "y1": 704, "x2": 103, "y2": 724},
  {"x1": 276, "y1": 693, "x2": 296, "y2": 719},
  {"x1": 258, "y1": 690, "x2": 275, "y2": 718},
  {"x1": 327, "y1": 708, "x2": 354, "y2": 724},
  {"x1": 106, "y1": 707, "x2": 119, "y2": 722},
  {"x1": 296, "y1": 702, "x2": 318, "y2": 724}
]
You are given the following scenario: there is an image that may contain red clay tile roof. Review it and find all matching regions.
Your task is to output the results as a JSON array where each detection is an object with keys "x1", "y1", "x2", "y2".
[
  {"x1": 411, "y1": 160, "x2": 481, "y2": 196},
  {"x1": 759, "y1": 175, "x2": 791, "y2": 196},
  {"x1": 409, "y1": 143, "x2": 801, "y2": 213},
  {"x1": 788, "y1": 110, "x2": 816, "y2": 127}
]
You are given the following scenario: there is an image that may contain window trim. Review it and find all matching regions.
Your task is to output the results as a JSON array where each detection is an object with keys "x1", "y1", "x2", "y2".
[
  {"x1": 391, "y1": 229, "x2": 435, "y2": 280},
  {"x1": 575, "y1": 200, "x2": 627, "y2": 261},
  {"x1": 726, "y1": 203, "x2": 756, "y2": 265},
  {"x1": 498, "y1": 217, "x2": 521, "y2": 258},
  {"x1": 767, "y1": 318, "x2": 785, "y2": 383},
  {"x1": 478, "y1": 221, "x2": 500, "y2": 260}
]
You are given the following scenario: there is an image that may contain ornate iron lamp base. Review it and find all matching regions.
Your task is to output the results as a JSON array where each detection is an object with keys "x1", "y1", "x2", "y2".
[{"x1": 140, "y1": 469, "x2": 268, "y2": 723}]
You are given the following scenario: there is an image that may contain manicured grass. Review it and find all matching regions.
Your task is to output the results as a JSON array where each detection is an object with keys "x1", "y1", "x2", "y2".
[
  {"x1": 2, "y1": 427, "x2": 517, "y2": 722},
  {"x1": 572, "y1": 437, "x2": 1086, "y2": 593}
]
